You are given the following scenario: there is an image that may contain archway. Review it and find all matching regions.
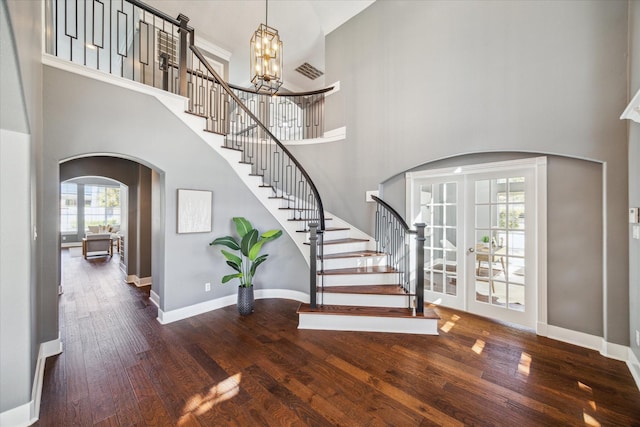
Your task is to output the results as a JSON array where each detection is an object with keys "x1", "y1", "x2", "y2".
[{"x1": 59, "y1": 155, "x2": 160, "y2": 295}]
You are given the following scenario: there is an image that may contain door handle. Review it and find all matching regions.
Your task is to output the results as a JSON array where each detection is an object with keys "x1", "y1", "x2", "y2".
[{"x1": 467, "y1": 247, "x2": 475, "y2": 254}]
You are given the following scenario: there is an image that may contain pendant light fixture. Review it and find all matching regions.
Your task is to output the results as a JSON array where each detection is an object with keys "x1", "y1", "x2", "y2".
[{"x1": 250, "y1": 0, "x2": 283, "y2": 93}]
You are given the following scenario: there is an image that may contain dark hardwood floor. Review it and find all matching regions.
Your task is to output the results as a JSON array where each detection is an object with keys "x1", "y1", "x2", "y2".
[{"x1": 35, "y1": 249, "x2": 640, "y2": 426}]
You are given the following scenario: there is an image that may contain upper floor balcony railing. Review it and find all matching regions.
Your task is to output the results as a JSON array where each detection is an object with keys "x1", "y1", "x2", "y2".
[
  {"x1": 46, "y1": 0, "x2": 328, "y2": 307},
  {"x1": 45, "y1": 0, "x2": 331, "y2": 142}
]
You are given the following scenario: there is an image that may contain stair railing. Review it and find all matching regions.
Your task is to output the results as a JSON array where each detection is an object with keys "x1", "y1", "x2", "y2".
[
  {"x1": 372, "y1": 196, "x2": 425, "y2": 314},
  {"x1": 227, "y1": 84, "x2": 333, "y2": 141},
  {"x1": 45, "y1": 0, "x2": 333, "y2": 142},
  {"x1": 189, "y1": 45, "x2": 326, "y2": 307},
  {"x1": 45, "y1": 0, "x2": 325, "y2": 308}
]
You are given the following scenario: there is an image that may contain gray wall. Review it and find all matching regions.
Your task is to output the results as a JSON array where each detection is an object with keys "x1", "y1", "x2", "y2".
[
  {"x1": 296, "y1": 0, "x2": 631, "y2": 343},
  {"x1": 43, "y1": 66, "x2": 309, "y2": 318},
  {"x1": 629, "y1": 0, "x2": 640, "y2": 366},
  {"x1": 0, "y1": 0, "x2": 41, "y2": 414},
  {"x1": 382, "y1": 153, "x2": 604, "y2": 336}
]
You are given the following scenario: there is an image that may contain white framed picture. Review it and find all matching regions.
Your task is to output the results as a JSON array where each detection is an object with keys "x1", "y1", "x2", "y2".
[{"x1": 177, "y1": 189, "x2": 213, "y2": 234}]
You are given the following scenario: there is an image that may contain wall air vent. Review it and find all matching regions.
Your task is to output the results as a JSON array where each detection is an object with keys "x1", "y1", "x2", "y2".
[{"x1": 295, "y1": 62, "x2": 324, "y2": 80}]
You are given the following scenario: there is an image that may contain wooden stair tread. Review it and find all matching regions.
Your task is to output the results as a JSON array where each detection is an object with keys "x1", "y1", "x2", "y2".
[
  {"x1": 321, "y1": 250, "x2": 384, "y2": 259},
  {"x1": 220, "y1": 145, "x2": 243, "y2": 151},
  {"x1": 321, "y1": 266, "x2": 398, "y2": 275},
  {"x1": 319, "y1": 238, "x2": 369, "y2": 245},
  {"x1": 202, "y1": 128, "x2": 227, "y2": 136},
  {"x1": 290, "y1": 217, "x2": 332, "y2": 222},
  {"x1": 184, "y1": 110, "x2": 207, "y2": 119},
  {"x1": 297, "y1": 227, "x2": 350, "y2": 233},
  {"x1": 319, "y1": 285, "x2": 411, "y2": 296},
  {"x1": 297, "y1": 303, "x2": 439, "y2": 320}
]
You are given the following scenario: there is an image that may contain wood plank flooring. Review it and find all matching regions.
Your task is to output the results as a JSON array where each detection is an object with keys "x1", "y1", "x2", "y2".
[{"x1": 35, "y1": 249, "x2": 640, "y2": 426}]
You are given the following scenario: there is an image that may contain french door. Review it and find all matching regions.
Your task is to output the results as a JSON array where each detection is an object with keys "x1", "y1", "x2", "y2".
[
  {"x1": 465, "y1": 169, "x2": 536, "y2": 328},
  {"x1": 409, "y1": 177, "x2": 465, "y2": 310},
  {"x1": 407, "y1": 160, "x2": 541, "y2": 328}
]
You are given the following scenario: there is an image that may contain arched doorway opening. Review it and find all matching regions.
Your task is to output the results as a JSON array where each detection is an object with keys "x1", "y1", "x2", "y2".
[{"x1": 59, "y1": 156, "x2": 157, "y2": 294}]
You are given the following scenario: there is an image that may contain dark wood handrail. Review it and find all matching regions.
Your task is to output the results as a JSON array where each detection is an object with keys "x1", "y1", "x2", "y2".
[
  {"x1": 181, "y1": 65, "x2": 334, "y2": 98},
  {"x1": 227, "y1": 82, "x2": 335, "y2": 98},
  {"x1": 190, "y1": 44, "x2": 326, "y2": 231},
  {"x1": 371, "y1": 196, "x2": 415, "y2": 234},
  {"x1": 128, "y1": 0, "x2": 194, "y2": 31}
]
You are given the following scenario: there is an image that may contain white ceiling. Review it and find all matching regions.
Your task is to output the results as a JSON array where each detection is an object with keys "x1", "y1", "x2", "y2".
[{"x1": 145, "y1": 0, "x2": 375, "y2": 91}]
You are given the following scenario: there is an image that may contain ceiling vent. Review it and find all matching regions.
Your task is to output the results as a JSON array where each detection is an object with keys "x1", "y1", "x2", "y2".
[{"x1": 295, "y1": 62, "x2": 324, "y2": 80}]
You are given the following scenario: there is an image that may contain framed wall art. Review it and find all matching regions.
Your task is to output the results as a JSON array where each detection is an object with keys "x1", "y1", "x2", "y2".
[{"x1": 177, "y1": 189, "x2": 213, "y2": 234}]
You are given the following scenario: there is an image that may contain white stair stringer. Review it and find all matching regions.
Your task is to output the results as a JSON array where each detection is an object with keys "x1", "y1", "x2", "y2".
[{"x1": 152, "y1": 95, "x2": 372, "y2": 265}]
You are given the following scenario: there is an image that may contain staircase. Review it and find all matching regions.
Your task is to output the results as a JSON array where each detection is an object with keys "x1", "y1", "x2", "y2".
[
  {"x1": 165, "y1": 26, "x2": 441, "y2": 336},
  {"x1": 45, "y1": 0, "x2": 439, "y2": 335},
  {"x1": 295, "y1": 216, "x2": 439, "y2": 335}
]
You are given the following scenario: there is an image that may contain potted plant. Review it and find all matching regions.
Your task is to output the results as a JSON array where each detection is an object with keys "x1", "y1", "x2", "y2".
[
  {"x1": 209, "y1": 217, "x2": 282, "y2": 315},
  {"x1": 481, "y1": 235, "x2": 491, "y2": 248}
]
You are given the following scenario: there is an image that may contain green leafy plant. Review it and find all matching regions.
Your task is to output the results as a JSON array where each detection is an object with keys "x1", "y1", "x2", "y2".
[
  {"x1": 209, "y1": 217, "x2": 282, "y2": 287},
  {"x1": 481, "y1": 235, "x2": 491, "y2": 244}
]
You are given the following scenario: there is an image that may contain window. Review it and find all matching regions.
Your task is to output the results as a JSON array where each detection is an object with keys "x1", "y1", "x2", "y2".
[
  {"x1": 84, "y1": 185, "x2": 121, "y2": 227},
  {"x1": 60, "y1": 183, "x2": 78, "y2": 233}
]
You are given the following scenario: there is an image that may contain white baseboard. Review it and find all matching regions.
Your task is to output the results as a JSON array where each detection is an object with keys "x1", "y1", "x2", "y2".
[
  {"x1": 134, "y1": 276, "x2": 151, "y2": 287},
  {"x1": 0, "y1": 401, "x2": 31, "y2": 427},
  {"x1": 32, "y1": 336, "x2": 63, "y2": 421},
  {"x1": 537, "y1": 322, "x2": 639, "y2": 391},
  {"x1": 157, "y1": 289, "x2": 309, "y2": 325},
  {"x1": 0, "y1": 335, "x2": 62, "y2": 427},
  {"x1": 628, "y1": 349, "x2": 640, "y2": 391},
  {"x1": 149, "y1": 290, "x2": 160, "y2": 308}
]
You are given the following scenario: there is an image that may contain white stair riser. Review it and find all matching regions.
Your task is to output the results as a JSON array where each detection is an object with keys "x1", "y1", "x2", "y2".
[
  {"x1": 321, "y1": 256, "x2": 387, "y2": 270},
  {"x1": 319, "y1": 293, "x2": 409, "y2": 308},
  {"x1": 298, "y1": 314, "x2": 439, "y2": 335},
  {"x1": 321, "y1": 241, "x2": 370, "y2": 255},
  {"x1": 320, "y1": 229, "x2": 351, "y2": 240},
  {"x1": 321, "y1": 273, "x2": 399, "y2": 286}
]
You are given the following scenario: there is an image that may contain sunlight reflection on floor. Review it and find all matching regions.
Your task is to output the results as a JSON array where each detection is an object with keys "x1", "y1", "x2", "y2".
[
  {"x1": 179, "y1": 373, "x2": 242, "y2": 424},
  {"x1": 517, "y1": 352, "x2": 531, "y2": 376},
  {"x1": 472, "y1": 339, "x2": 485, "y2": 355}
]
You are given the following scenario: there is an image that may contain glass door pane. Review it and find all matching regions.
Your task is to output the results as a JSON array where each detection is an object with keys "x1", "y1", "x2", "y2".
[
  {"x1": 467, "y1": 170, "x2": 535, "y2": 328},
  {"x1": 415, "y1": 178, "x2": 464, "y2": 309}
]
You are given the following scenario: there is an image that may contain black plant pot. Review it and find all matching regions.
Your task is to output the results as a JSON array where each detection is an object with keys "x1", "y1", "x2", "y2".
[{"x1": 237, "y1": 286, "x2": 254, "y2": 315}]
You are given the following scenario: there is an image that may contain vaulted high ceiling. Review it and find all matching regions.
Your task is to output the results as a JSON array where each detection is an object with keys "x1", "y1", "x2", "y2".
[{"x1": 145, "y1": 0, "x2": 375, "y2": 91}]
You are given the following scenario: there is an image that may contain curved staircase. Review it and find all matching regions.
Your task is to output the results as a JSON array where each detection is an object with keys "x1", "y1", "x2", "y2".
[
  {"x1": 296, "y1": 218, "x2": 439, "y2": 334},
  {"x1": 44, "y1": 0, "x2": 439, "y2": 334}
]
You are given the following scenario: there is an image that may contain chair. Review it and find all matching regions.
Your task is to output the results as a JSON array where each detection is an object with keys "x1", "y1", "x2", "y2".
[{"x1": 82, "y1": 233, "x2": 113, "y2": 259}]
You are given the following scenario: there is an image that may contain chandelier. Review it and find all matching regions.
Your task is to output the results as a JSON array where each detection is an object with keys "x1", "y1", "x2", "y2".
[{"x1": 250, "y1": 0, "x2": 283, "y2": 93}]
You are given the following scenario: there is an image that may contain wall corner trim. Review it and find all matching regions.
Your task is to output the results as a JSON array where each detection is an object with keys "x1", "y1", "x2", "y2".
[
  {"x1": 156, "y1": 290, "x2": 310, "y2": 324},
  {"x1": 627, "y1": 349, "x2": 640, "y2": 391},
  {"x1": 149, "y1": 290, "x2": 160, "y2": 308},
  {"x1": 0, "y1": 335, "x2": 62, "y2": 427}
]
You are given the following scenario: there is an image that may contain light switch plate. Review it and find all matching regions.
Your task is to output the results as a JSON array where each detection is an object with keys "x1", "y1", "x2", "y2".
[{"x1": 633, "y1": 225, "x2": 640, "y2": 240}]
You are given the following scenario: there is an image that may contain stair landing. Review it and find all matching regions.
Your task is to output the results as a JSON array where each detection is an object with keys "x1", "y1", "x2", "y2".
[{"x1": 297, "y1": 303, "x2": 439, "y2": 335}]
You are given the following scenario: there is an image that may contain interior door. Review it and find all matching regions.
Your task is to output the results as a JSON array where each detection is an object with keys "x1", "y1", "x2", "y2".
[
  {"x1": 465, "y1": 169, "x2": 536, "y2": 328},
  {"x1": 409, "y1": 177, "x2": 465, "y2": 310}
]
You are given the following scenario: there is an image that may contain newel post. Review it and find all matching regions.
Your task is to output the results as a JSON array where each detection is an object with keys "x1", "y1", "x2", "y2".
[
  {"x1": 177, "y1": 13, "x2": 190, "y2": 98},
  {"x1": 415, "y1": 223, "x2": 426, "y2": 314},
  {"x1": 309, "y1": 223, "x2": 318, "y2": 308}
]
